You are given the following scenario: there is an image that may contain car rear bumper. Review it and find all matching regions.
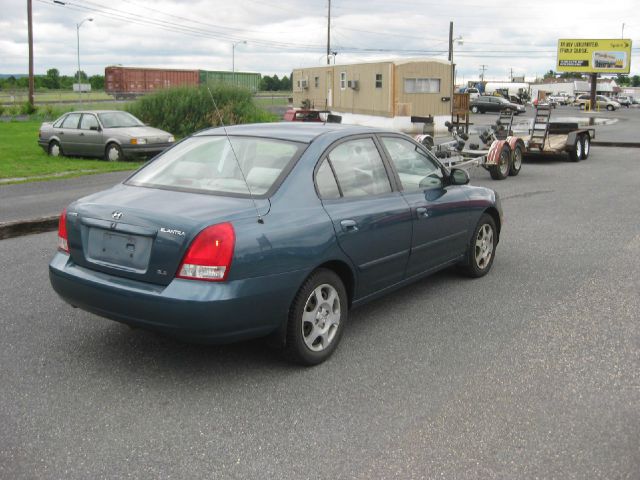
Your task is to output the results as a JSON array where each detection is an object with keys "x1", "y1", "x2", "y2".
[
  {"x1": 49, "y1": 252, "x2": 307, "y2": 343},
  {"x1": 120, "y1": 142, "x2": 173, "y2": 158}
]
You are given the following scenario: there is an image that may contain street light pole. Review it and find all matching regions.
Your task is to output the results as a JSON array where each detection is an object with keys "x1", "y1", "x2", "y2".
[
  {"x1": 232, "y1": 40, "x2": 247, "y2": 86},
  {"x1": 76, "y1": 17, "x2": 93, "y2": 103}
]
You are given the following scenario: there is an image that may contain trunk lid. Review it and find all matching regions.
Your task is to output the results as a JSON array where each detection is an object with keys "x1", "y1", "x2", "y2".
[{"x1": 66, "y1": 184, "x2": 268, "y2": 286}]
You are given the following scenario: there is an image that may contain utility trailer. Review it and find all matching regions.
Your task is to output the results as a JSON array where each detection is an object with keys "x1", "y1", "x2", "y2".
[
  {"x1": 415, "y1": 105, "x2": 596, "y2": 182},
  {"x1": 523, "y1": 104, "x2": 595, "y2": 162},
  {"x1": 415, "y1": 112, "x2": 524, "y2": 180}
]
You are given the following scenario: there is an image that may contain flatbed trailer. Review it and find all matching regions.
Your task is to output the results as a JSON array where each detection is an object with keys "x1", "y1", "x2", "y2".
[{"x1": 522, "y1": 122, "x2": 595, "y2": 162}]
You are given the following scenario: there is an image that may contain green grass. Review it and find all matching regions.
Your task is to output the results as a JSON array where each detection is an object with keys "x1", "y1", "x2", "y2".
[
  {"x1": 0, "y1": 90, "x2": 113, "y2": 104},
  {"x1": 0, "y1": 121, "x2": 143, "y2": 183},
  {"x1": 253, "y1": 96, "x2": 290, "y2": 108}
]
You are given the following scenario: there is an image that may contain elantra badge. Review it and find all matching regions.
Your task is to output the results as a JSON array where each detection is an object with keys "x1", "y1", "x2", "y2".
[
  {"x1": 160, "y1": 227, "x2": 185, "y2": 236},
  {"x1": 112, "y1": 211, "x2": 123, "y2": 220}
]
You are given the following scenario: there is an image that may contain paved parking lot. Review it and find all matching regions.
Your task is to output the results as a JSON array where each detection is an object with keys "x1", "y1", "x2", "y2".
[{"x1": 1, "y1": 139, "x2": 639, "y2": 476}]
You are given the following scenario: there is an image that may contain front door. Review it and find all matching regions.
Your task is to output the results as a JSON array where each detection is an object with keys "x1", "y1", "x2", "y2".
[
  {"x1": 78, "y1": 113, "x2": 104, "y2": 157},
  {"x1": 379, "y1": 135, "x2": 471, "y2": 278},
  {"x1": 58, "y1": 112, "x2": 82, "y2": 155},
  {"x1": 315, "y1": 136, "x2": 412, "y2": 298}
]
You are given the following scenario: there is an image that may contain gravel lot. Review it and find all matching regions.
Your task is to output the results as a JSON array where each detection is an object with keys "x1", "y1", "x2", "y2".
[{"x1": 1, "y1": 122, "x2": 639, "y2": 477}]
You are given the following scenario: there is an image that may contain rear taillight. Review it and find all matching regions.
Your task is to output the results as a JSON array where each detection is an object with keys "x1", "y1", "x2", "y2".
[
  {"x1": 57, "y1": 209, "x2": 69, "y2": 253},
  {"x1": 177, "y1": 223, "x2": 235, "y2": 282}
]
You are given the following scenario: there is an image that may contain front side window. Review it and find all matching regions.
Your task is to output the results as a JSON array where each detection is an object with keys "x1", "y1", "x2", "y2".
[
  {"x1": 127, "y1": 136, "x2": 303, "y2": 196},
  {"x1": 404, "y1": 78, "x2": 441, "y2": 94},
  {"x1": 80, "y1": 114, "x2": 99, "y2": 130},
  {"x1": 340, "y1": 72, "x2": 347, "y2": 90},
  {"x1": 381, "y1": 136, "x2": 443, "y2": 191},
  {"x1": 326, "y1": 138, "x2": 391, "y2": 198},
  {"x1": 61, "y1": 113, "x2": 81, "y2": 129}
]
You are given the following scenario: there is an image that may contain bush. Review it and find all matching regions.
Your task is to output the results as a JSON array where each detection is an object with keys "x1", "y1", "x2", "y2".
[
  {"x1": 6, "y1": 105, "x2": 18, "y2": 117},
  {"x1": 126, "y1": 84, "x2": 276, "y2": 138},
  {"x1": 19, "y1": 101, "x2": 37, "y2": 115},
  {"x1": 0, "y1": 104, "x2": 4, "y2": 116}
]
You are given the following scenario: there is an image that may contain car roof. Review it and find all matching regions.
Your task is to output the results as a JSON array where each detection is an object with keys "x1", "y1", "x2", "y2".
[
  {"x1": 193, "y1": 122, "x2": 388, "y2": 143},
  {"x1": 62, "y1": 110, "x2": 133, "y2": 114}
]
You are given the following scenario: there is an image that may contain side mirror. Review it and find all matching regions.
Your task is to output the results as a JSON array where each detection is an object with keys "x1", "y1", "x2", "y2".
[
  {"x1": 90, "y1": 125, "x2": 100, "y2": 131},
  {"x1": 450, "y1": 168, "x2": 469, "y2": 185}
]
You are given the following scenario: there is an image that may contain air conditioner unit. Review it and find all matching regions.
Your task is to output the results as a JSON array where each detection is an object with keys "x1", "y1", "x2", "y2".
[
  {"x1": 347, "y1": 80, "x2": 359, "y2": 90},
  {"x1": 300, "y1": 79, "x2": 308, "y2": 89}
]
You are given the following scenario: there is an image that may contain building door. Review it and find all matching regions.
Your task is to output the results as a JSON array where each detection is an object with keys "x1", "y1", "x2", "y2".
[{"x1": 325, "y1": 71, "x2": 333, "y2": 108}]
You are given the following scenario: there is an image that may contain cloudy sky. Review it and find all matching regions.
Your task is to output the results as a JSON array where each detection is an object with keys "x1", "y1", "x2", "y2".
[{"x1": 2, "y1": 0, "x2": 639, "y2": 82}]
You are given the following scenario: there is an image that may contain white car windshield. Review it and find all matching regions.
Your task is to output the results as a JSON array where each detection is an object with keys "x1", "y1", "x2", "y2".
[
  {"x1": 127, "y1": 136, "x2": 303, "y2": 196},
  {"x1": 98, "y1": 112, "x2": 144, "y2": 128}
]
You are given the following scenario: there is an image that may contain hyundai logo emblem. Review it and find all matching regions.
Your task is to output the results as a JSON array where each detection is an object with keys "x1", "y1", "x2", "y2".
[{"x1": 112, "y1": 211, "x2": 123, "y2": 220}]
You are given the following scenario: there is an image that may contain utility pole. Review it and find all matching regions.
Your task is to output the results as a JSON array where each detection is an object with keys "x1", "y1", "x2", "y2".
[
  {"x1": 448, "y1": 21, "x2": 454, "y2": 122},
  {"x1": 27, "y1": 0, "x2": 34, "y2": 107},
  {"x1": 510, "y1": 67, "x2": 514, "y2": 81},
  {"x1": 480, "y1": 64, "x2": 488, "y2": 82},
  {"x1": 327, "y1": 0, "x2": 331, "y2": 65}
]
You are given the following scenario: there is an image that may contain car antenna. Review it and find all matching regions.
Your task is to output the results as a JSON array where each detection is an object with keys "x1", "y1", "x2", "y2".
[{"x1": 206, "y1": 86, "x2": 263, "y2": 224}]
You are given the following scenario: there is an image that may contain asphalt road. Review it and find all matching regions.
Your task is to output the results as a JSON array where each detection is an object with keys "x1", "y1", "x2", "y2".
[{"x1": 1, "y1": 145, "x2": 639, "y2": 479}]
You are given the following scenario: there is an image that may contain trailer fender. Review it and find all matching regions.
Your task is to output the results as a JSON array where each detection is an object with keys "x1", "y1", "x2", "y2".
[
  {"x1": 506, "y1": 136, "x2": 524, "y2": 151},
  {"x1": 486, "y1": 140, "x2": 508, "y2": 166}
]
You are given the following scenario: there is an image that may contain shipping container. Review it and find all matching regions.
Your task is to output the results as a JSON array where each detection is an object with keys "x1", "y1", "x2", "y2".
[
  {"x1": 105, "y1": 66, "x2": 200, "y2": 99},
  {"x1": 199, "y1": 70, "x2": 261, "y2": 93}
]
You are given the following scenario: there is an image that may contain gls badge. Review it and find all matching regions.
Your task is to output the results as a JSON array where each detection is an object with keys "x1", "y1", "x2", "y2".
[{"x1": 160, "y1": 227, "x2": 185, "y2": 236}]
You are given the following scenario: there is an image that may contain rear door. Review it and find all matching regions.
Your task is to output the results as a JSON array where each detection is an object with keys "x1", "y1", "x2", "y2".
[
  {"x1": 315, "y1": 136, "x2": 412, "y2": 298},
  {"x1": 378, "y1": 135, "x2": 471, "y2": 278}
]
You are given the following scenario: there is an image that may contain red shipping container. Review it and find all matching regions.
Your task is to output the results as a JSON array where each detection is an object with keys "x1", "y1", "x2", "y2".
[{"x1": 105, "y1": 66, "x2": 200, "y2": 98}]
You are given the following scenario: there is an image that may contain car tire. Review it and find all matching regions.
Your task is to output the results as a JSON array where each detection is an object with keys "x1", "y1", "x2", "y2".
[
  {"x1": 569, "y1": 136, "x2": 582, "y2": 162},
  {"x1": 580, "y1": 134, "x2": 590, "y2": 160},
  {"x1": 283, "y1": 268, "x2": 348, "y2": 366},
  {"x1": 606, "y1": 105, "x2": 614, "y2": 111},
  {"x1": 105, "y1": 143, "x2": 124, "y2": 162},
  {"x1": 489, "y1": 144, "x2": 511, "y2": 180},
  {"x1": 48, "y1": 140, "x2": 63, "y2": 157},
  {"x1": 509, "y1": 143, "x2": 524, "y2": 176},
  {"x1": 459, "y1": 213, "x2": 497, "y2": 278},
  {"x1": 471, "y1": 106, "x2": 479, "y2": 114}
]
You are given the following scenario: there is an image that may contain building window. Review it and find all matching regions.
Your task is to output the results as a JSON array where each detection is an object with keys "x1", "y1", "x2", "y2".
[
  {"x1": 314, "y1": 76, "x2": 319, "y2": 88},
  {"x1": 340, "y1": 72, "x2": 347, "y2": 90},
  {"x1": 375, "y1": 74, "x2": 383, "y2": 88},
  {"x1": 404, "y1": 78, "x2": 441, "y2": 94}
]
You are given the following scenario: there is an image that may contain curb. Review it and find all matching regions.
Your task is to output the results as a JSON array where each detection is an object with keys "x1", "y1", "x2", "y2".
[
  {"x1": 0, "y1": 215, "x2": 58, "y2": 240},
  {"x1": 592, "y1": 141, "x2": 640, "y2": 148}
]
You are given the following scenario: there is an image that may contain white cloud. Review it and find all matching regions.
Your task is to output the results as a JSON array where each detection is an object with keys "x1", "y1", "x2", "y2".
[{"x1": 1, "y1": 0, "x2": 637, "y2": 80}]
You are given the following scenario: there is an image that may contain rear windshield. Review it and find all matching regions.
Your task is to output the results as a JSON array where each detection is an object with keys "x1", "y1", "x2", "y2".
[{"x1": 126, "y1": 135, "x2": 303, "y2": 196}]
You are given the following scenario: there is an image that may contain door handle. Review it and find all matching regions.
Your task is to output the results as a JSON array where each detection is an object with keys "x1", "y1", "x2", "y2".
[
  {"x1": 58, "y1": 131, "x2": 64, "y2": 135},
  {"x1": 340, "y1": 219, "x2": 359, "y2": 232},
  {"x1": 416, "y1": 207, "x2": 430, "y2": 219},
  {"x1": 79, "y1": 132, "x2": 85, "y2": 136}
]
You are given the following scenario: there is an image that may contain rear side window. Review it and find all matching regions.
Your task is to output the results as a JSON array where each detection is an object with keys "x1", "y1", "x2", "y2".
[
  {"x1": 315, "y1": 160, "x2": 340, "y2": 199},
  {"x1": 326, "y1": 138, "x2": 391, "y2": 198},
  {"x1": 61, "y1": 113, "x2": 81, "y2": 129},
  {"x1": 127, "y1": 136, "x2": 303, "y2": 196}
]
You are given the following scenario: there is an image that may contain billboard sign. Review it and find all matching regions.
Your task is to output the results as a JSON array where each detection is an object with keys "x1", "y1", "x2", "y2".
[{"x1": 557, "y1": 39, "x2": 632, "y2": 73}]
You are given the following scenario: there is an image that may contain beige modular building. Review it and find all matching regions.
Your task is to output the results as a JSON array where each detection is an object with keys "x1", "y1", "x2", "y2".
[{"x1": 292, "y1": 58, "x2": 453, "y2": 131}]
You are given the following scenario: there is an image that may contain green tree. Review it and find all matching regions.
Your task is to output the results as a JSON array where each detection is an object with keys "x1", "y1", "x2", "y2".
[
  {"x1": 89, "y1": 74, "x2": 104, "y2": 90},
  {"x1": 543, "y1": 70, "x2": 556, "y2": 79},
  {"x1": 43, "y1": 68, "x2": 61, "y2": 89},
  {"x1": 280, "y1": 75, "x2": 291, "y2": 91},
  {"x1": 631, "y1": 75, "x2": 640, "y2": 87}
]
